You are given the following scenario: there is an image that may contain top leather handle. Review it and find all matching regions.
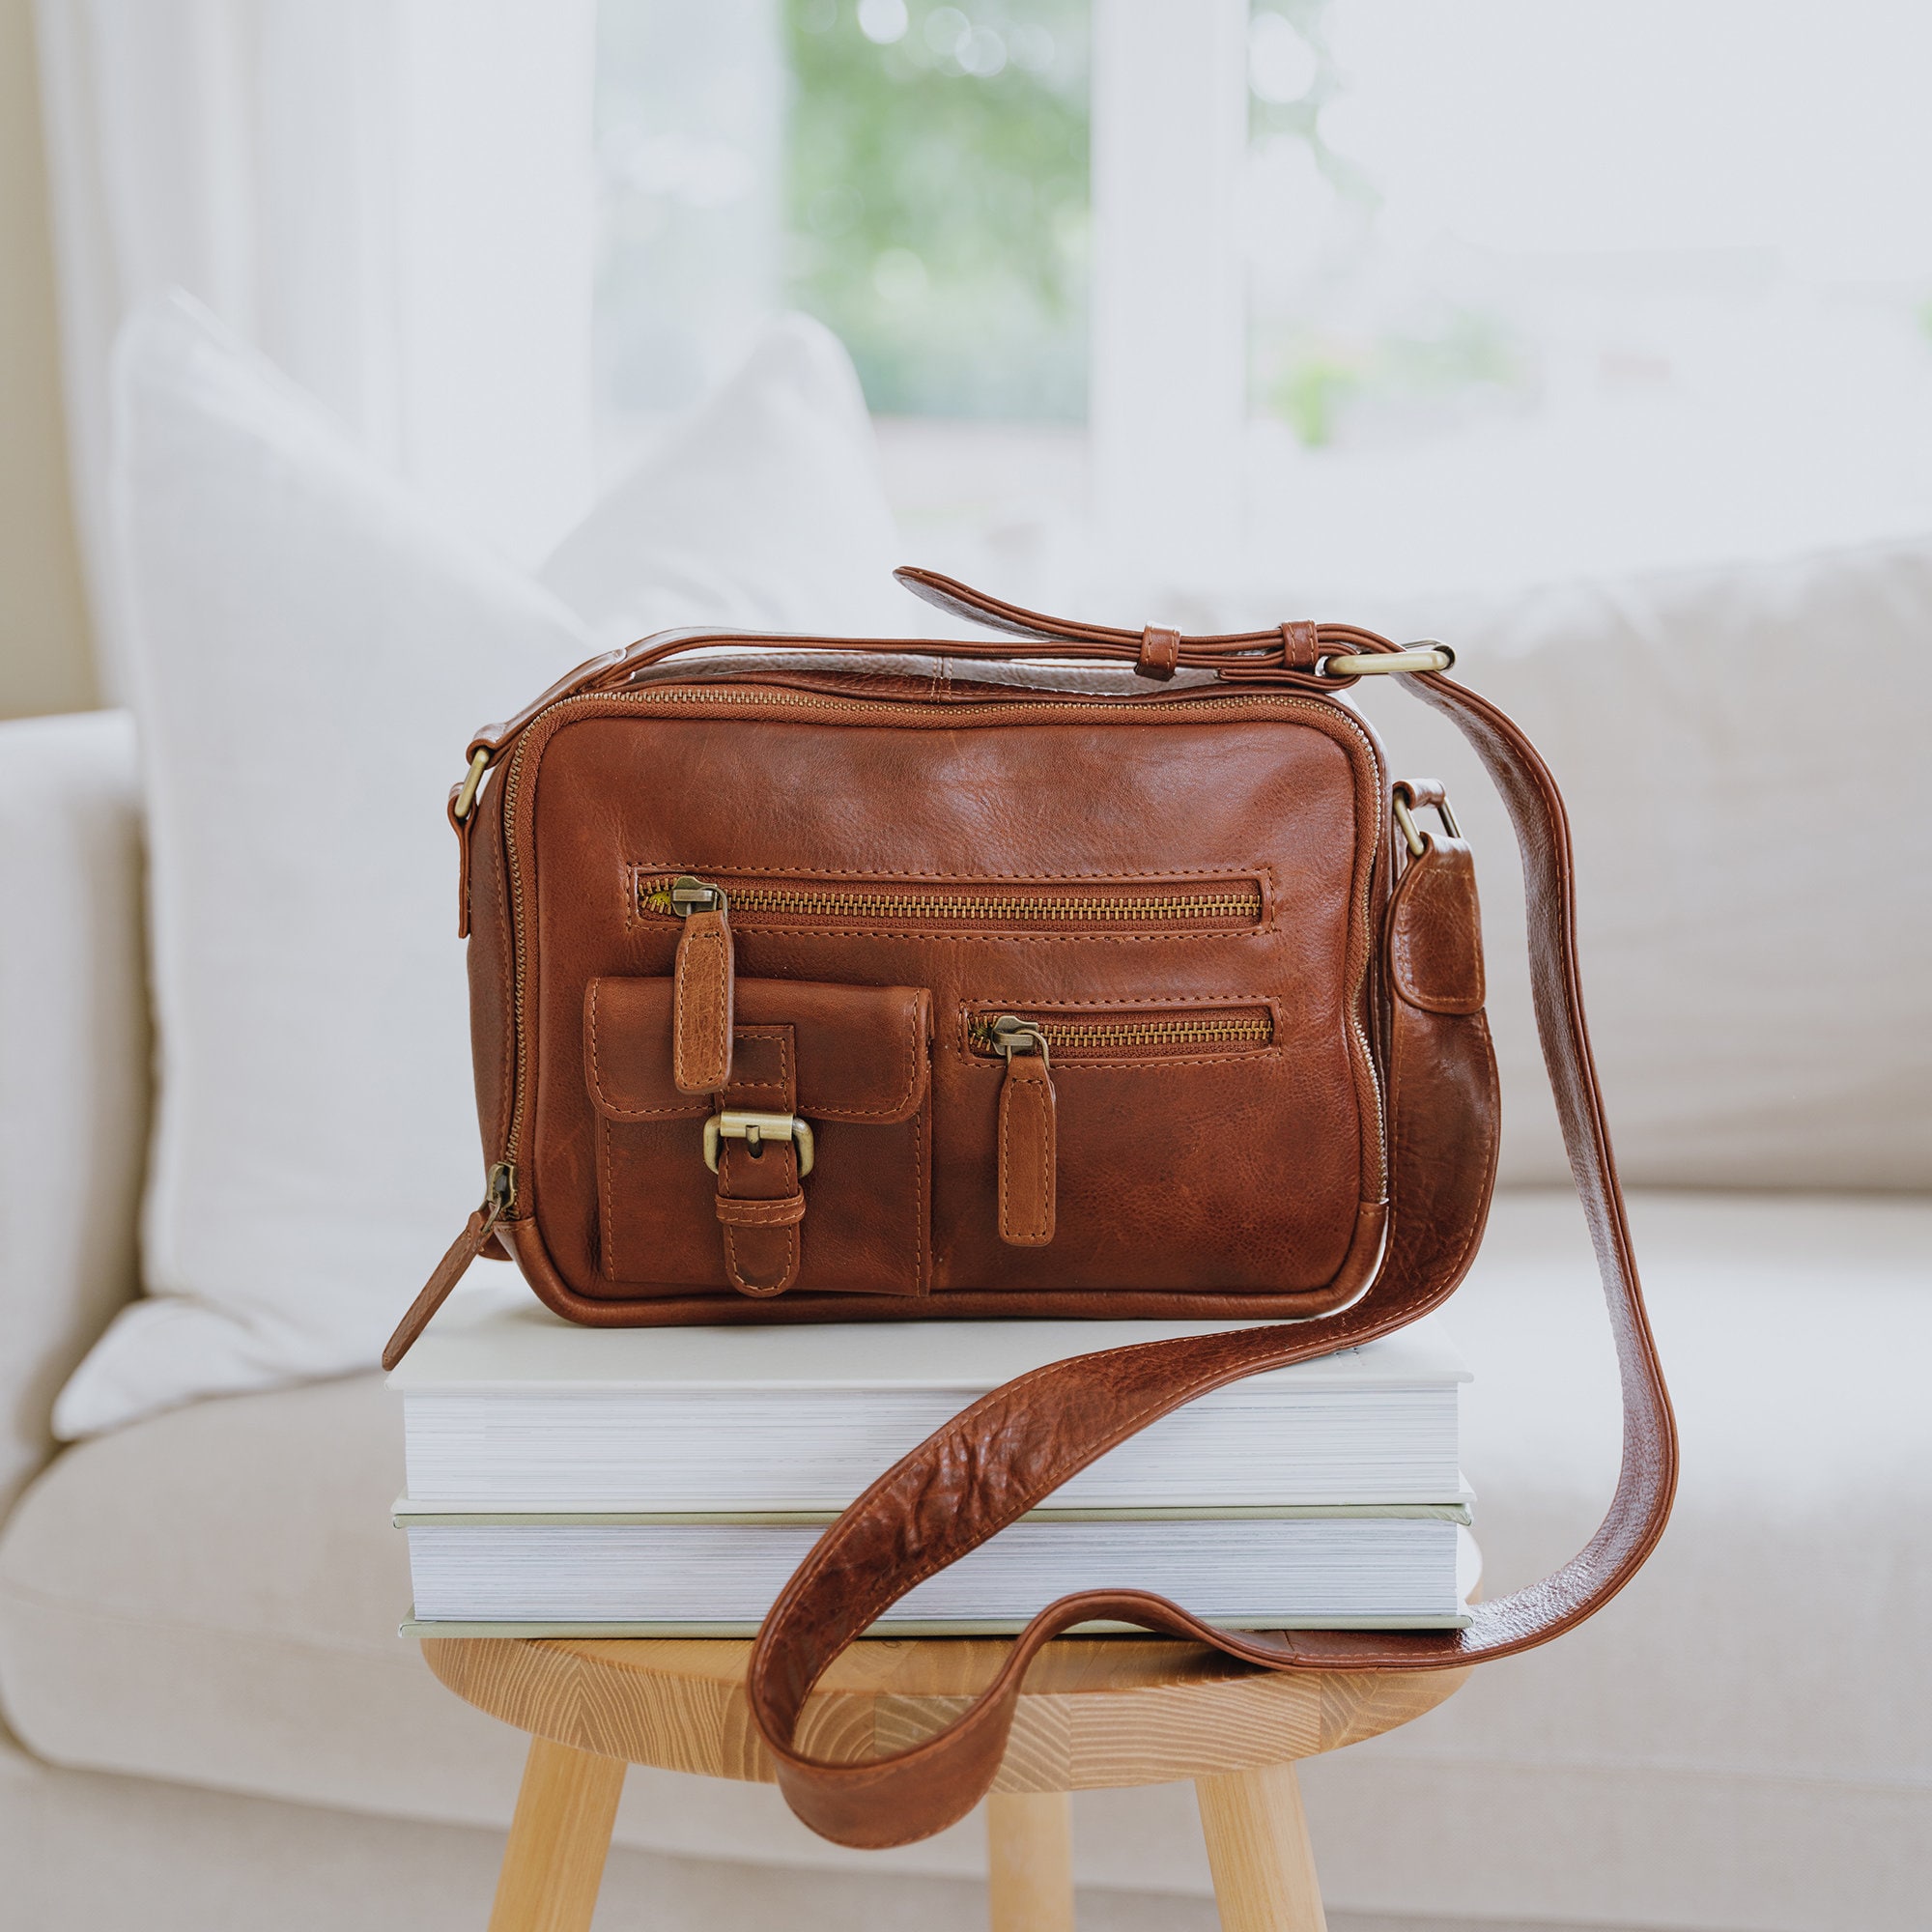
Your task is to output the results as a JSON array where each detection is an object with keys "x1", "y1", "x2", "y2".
[
  {"x1": 461, "y1": 567, "x2": 1427, "y2": 763},
  {"x1": 733, "y1": 571, "x2": 1678, "y2": 1851}
]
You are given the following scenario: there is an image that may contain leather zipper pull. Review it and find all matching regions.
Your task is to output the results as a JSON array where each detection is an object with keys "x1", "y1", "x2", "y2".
[
  {"x1": 382, "y1": 1164, "x2": 515, "y2": 1369},
  {"x1": 991, "y1": 1016, "x2": 1056, "y2": 1246},
  {"x1": 668, "y1": 875, "x2": 735, "y2": 1094}
]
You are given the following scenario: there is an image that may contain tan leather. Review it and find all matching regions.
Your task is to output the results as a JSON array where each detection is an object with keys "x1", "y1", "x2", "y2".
[
  {"x1": 463, "y1": 666, "x2": 1390, "y2": 1324},
  {"x1": 672, "y1": 906, "x2": 734, "y2": 1094},
  {"x1": 380, "y1": 1208, "x2": 498, "y2": 1371},
  {"x1": 384, "y1": 566, "x2": 1675, "y2": 1859},
  {"x1": 581, "y1": 978, "x2": 931, "y2": 1299},
  {"x1": 996, "y1": 1052, "x2": 1056, "y2": 1246},
  {"x1": 1136, "y1": 624, "x2": 1180, "y2": 679},
  {"x1": 1278, "y1": 619, "x2": 1321, "y2": 672}
]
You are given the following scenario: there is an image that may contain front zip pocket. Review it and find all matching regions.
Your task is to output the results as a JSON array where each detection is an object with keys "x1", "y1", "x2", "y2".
[
  {"x1": 635, "y1": 869, "x2": 1267, "y2": 938},
  {"x1": 965, "y1": 1005, "x2": 1276, "y2": 1064},
  {"x1": 964, "y1": 1003, "x2": 1278, "y2": 1248}
]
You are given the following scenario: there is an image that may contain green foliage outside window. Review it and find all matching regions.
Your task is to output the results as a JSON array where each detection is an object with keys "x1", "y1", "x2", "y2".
[{"x1": 783, "y1": 0, "x2": 1091, "y2": 420}]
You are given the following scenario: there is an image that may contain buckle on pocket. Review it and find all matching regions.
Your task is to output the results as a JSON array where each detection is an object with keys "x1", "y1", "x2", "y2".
[{"x1": 702, "y1": 1111, "x2": 816, "y2": 1177}]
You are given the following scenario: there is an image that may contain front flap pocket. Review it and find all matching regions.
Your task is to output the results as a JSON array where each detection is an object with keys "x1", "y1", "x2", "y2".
[{"x1": 584, "y1": 977, "x2": 931, "y2": 1298}]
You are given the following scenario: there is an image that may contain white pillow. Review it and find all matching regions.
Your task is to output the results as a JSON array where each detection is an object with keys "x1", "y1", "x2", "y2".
[
  {"x1": 1181, "y1": 540, "x2": 1932, "y2": 1190},
  {"x1": 542, "y1": 314, "x2": 908, "y2": 643},
  {"x1": 55, "y1": 296, "x2": 904, "y2": 1439}
]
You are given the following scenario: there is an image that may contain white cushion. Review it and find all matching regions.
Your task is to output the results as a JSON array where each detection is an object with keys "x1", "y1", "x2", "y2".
[
  {"x1": 6, "y1": 1191, "x2": 1926, "y2": 1931},
  {"x1": 52, "y1": 296, "x2": 902, "y2": 1440},
  {"x1": 1188, "y1": 536, "x2": 1932, "y2": 1188},
  {"x1": 540, "y1": 315, "x2": 907, "y2": 645}
]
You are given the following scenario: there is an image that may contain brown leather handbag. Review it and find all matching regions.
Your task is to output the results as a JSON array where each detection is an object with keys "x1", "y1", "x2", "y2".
[{"x1": 385, "y1": 568, "x2": 1675, "y2": 1848}]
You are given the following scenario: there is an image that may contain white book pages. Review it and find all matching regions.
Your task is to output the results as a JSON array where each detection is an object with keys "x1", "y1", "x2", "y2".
[
  {"x1": 395, "y1": 1292, "x2": 1468, "y2": 1511},
  {"x1": 403, "y1": 1516, "x2": 1477, "y2": 1628}
]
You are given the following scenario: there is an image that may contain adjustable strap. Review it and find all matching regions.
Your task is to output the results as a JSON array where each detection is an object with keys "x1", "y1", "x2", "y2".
[{"x1": 741, "y1": 573, "x2": 1679, "y2": 1850}]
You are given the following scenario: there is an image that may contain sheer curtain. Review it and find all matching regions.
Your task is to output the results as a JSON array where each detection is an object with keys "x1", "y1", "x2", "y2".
[{"x1": 34, "y1": 0, "x2": 599, "y2": 696}]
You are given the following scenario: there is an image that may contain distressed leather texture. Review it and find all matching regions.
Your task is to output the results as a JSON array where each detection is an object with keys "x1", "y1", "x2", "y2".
[{"x1": 388, "y1": 566, "x2": 1676, "y2": 1851}]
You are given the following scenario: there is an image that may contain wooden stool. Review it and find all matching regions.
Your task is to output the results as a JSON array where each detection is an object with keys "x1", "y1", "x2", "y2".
[{"x1": 424, "y1": 1634, "x2": 1465, "y2": 1932}]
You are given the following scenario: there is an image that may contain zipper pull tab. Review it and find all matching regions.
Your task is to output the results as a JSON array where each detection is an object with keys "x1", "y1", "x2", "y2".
[
  {"x1": 990, "y1": 1017, "x2": 1056, "y2": 1247},
  {"x1": 668, "y1": 875, "x2": 735, "y2": 1094},
  {"x1": 382, "y1": 1164, "x2": 515, "y2": 1370}
]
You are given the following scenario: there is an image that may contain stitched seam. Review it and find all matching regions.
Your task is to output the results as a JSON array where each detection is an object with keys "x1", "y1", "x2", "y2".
[
  {"x1": 911, "y1": 1108, "x2": 926, "y2": 1291},
  {"x1": 999, "y1": 1081, "x2": 1014, "y2": 1240},
  {"x1": 702, "y1": 928, "x2": 1258, "y2": 945},
  {"x1": 960, "y1": 991, "x2": 1280, "y2": 1011},
  {"x1": 633, "y1": 861, "x2": 1270, "y2": 882},
  {"x1": 959, "y1": 1051, "x2": 1281, "y2": 1073},
  {"x1": 672, "y1": 937, "x2": 696, "y2": 1087},
  {"x1": 1033, "y1": 1082, "x2": 1051, "y2": 1240},
  {"x1": 599, "y1": 1114, "x2": 618, "y2": 1279}
]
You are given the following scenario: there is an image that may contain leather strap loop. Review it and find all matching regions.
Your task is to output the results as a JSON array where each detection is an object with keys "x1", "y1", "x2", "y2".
[
  {"x1": 1279, "y1": 620, "x2": 1321, "y2": 671},
  {"x1": 1136, "y1": 624, "x2": 1180, "y2": 680},
  {"x1": 740, "y1": 582, "x2": 1679, "y2": 1851}
]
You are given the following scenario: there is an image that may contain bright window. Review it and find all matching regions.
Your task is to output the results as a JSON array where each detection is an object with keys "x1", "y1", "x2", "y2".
[{"x1": 595, "y1": 0, "x2": 1932, "y2": 595}]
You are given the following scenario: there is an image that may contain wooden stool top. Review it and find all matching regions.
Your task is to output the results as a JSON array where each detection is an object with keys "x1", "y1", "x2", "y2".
[{"x1": 423, "y1": 1634, "x2": 1467, "y2": 1795}]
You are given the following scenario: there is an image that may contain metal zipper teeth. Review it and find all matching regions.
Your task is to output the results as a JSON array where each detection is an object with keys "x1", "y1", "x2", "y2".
[
  {"x1": 497, "y1": 683, "x2": 1385, "y2": 1176},
  {"x1": 967, "y1": 1013, "x2": 1274, "y2": 1055},
  {"x1": 637, "y1": 877, "x2": 1264, "y2": 926}
]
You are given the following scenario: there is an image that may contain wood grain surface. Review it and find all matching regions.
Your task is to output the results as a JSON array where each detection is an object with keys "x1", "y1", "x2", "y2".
[
  {"x1": 1198, "y1": 1760, "x2": 1329, "y2": 1932},
  {"x1": 421, "y1": 1635, "x2": 1466, "y2": 1793},
  {"x1": 485, "y1": 1735, "x2": 625, "y2": 1932},
  {"x1": 986, "y1": 1791, "x2": 1076, "y2": 1932}
]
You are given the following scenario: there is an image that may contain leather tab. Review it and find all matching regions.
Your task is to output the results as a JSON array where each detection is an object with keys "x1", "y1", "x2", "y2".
[
  {"x1": 383, "y1": 1208, "x2": 492, "y2": 1370},
  {"x1": 1279, "y1": 620, "x2": 1321, "y2": 671},
  {"x1": 1388, "y1": 838, "x2": 1487, "y2": 1015},
  {"x1": 996, "y1": 1054, "x2": 1056, "y2": 1246},
  {"x1": 672, "y1": 908, "x2": 735, "y2": 1093},
  {"x1": 1136, "y1": 625, "x2": 1180, "y2": 680}
]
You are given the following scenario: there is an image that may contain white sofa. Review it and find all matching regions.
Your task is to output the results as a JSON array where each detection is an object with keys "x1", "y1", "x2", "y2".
[{"x1": 0, "y1": 705, "x2": 1926, "y2": 1932}]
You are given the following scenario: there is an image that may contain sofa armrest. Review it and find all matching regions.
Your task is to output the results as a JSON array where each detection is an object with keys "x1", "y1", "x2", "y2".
[{"x1": 0, "y1": 712, "x2": 148, "y2": 1515}]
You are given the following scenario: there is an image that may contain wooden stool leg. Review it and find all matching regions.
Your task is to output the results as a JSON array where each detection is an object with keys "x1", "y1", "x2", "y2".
[
  {"x1": 986, "y1": 1790, "x2": 1075, "y2": 1932},
  {"x1": 1195, "y1": 1762, "x2": 1327, "y2": 1932},
  {"x1": 487, "y1": 1735, "x2": 626, "y2": 1932}
]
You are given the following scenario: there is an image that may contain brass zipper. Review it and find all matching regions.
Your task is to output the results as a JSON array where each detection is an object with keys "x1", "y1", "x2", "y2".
[
  {"x1": 966, "y1": 1009, "x2": 1274, "y2": 1058},
  {"x1": 637, "y1": 874, "x2": 1263, "y2": 929},
  {"x1": 493, "y1": 682, "x2": 1384, "y2": 1183}
]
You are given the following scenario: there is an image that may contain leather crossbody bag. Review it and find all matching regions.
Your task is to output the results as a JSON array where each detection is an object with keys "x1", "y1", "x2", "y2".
[{"x1": 384, "y1": 567, "x2": 1676, "y2": 1848}]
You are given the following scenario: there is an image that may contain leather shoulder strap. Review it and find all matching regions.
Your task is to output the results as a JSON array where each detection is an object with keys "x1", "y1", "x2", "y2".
[{"x1": 742, "y1": 572, "x2": 1679, "y2": 1850}]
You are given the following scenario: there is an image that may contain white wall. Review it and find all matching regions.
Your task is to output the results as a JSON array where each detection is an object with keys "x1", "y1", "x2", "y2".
[{"x1": 0, "y1": 0, "x2": 95, "y2": 720}]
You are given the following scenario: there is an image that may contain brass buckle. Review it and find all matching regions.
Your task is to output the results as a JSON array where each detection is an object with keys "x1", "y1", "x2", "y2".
[
  {"x1": 1393, "y1": 783, "x2": 1463, "y2": 859},
  {"x1": 703, "y1": 1111, "x2": 815, "y2": 1176}
]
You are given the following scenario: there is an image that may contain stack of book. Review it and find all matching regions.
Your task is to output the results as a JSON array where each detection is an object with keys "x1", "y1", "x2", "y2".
[{"x1": 391, "y1": 1291, "x2": 1477, "y2": 1636}]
